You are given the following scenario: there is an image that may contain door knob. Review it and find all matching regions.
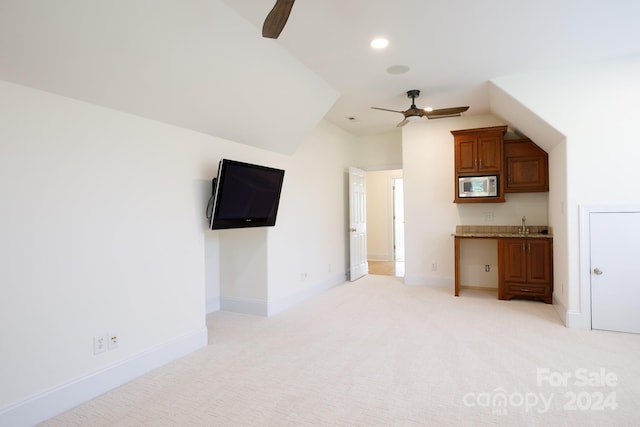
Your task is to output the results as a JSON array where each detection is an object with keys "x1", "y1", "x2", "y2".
[{"x1": 593, "y1": 268, "x2": 603, "y2": 275}]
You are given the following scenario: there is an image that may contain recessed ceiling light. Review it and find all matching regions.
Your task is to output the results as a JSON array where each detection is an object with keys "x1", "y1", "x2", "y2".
[
  {"x1": 370, "y1": 38, "x2": 389, "y2": 49},
  {"x1": 386, "y1": 65, "x2": 410, "y2": 75}
]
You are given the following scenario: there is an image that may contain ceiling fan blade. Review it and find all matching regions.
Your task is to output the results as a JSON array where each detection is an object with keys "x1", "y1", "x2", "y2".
[
  {"x1": 371, "y1": 107, "x2": 405, "y2": 114},
  {"x1": 396, "y1": 119, "x2": 409, "y2": 127},
  {"x1": 262, "y1": 0, "x2": 296, "y2": 39},
  {"x1": 425, "y1": 106, "x2": 470, "y2": 119}
]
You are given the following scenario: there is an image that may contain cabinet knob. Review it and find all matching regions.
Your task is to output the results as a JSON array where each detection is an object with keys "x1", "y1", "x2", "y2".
[{"x1": 593, "y1": 267, "x2": 603, "y2": 275}]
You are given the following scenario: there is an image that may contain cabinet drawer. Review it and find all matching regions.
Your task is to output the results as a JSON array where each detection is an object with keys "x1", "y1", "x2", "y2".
[{"x1": 506, "y1": 283, "x2": 548, "y2": 296}]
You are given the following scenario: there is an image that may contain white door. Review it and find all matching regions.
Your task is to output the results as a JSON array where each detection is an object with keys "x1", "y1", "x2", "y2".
[
  {"x1": 349, "y1": 167, "x2": 367, "y2": 281},
  {"x1": 590, "y1": 212, "x2": 640, "y2": 333}
]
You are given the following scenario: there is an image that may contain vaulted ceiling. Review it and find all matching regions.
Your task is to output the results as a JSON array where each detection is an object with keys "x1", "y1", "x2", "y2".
[{"x1": 2, "y1": 1, "x2": 639, "y2": 153}]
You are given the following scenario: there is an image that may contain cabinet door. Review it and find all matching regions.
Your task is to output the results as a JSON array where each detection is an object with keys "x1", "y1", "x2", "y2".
[
  {"x1": 505, "y1": 156, "x2": 548, "y2": 191},
  {"x1": 527, "y1": 239, "x2": 552, "y2": 284},
  {"x1": 502, "y1": 239, "x2": 527, "y2": 283},
  {"x1": 477, "y1": 134, "x2": 502, "y2": 172},
  {"x1": 455, "y1": 136, "x2": 478, "y2": 173}
]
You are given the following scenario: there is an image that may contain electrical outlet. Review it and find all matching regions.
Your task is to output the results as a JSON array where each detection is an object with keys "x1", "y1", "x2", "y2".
[
  {"x1": 431, "y1": 261, "x2": 437, "y2": 271},
  {"x1": 108, "y1": 333, "x2": 119, "y2": 350},
  {"x1": 93, "y1": 334, "x2": 109, "y2": 355},
  {"x1": 485, "y1": 264, "x2": 490, "y2": 272}
]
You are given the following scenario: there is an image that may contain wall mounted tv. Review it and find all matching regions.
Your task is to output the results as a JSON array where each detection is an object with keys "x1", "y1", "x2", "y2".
[{"x1": 206, "y1": 159, "x2": 285, "y2": 230}]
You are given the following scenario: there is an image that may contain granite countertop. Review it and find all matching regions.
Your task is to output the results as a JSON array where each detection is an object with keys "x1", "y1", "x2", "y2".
[{"x1": 452, "y1": 225, "x2": 553, "y2": 238}]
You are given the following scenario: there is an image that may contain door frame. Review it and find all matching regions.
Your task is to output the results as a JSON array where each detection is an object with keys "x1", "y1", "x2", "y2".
[
  {"x1": 579, "y1": 204, "x2": 640, "y2": 330},
  {"x1": 391, "y1": 176, "x2": 404, "y2": 261}
]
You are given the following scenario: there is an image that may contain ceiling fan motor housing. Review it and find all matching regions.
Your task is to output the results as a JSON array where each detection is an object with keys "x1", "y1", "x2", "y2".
[{"x1": 407, "y1": 89, "x2": 420, "y2": 99}]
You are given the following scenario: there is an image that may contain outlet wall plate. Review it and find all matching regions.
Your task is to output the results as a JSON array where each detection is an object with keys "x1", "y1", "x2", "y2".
[{"x1": 93, "y1": 334, "x2": 109, "y2": 355}]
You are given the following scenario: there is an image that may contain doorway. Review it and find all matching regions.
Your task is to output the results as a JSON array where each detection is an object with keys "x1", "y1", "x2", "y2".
[{"x1": 366, "y1": 170, "x2": 405, "y2": 277}]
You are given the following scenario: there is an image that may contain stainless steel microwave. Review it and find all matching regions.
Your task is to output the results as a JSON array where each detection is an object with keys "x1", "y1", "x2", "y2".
[{"x1": 458, "y1": 175, "x2": 498, "y2": 198}]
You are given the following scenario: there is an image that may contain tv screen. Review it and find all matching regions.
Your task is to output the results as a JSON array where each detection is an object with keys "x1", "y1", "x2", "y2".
[{"x1": 207, "y1": 159, "x2": 285, "y2": 230}]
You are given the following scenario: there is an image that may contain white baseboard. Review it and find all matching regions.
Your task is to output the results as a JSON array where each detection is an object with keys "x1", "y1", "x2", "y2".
[
  {"x1": 267, "y1": 272, "x2": 346, "y2": 316},
  {"x1": 552, "y1": 295, "x2": 590, "y2": 329},
  {"x1": 367, "y1": 253, "x2": 392, "y2": 261},
  {"x1": 221, "y1": 296, "x2": 269, "y2": 316},
  {"x1": 0, "y1": 327, "x2": 208, "y2": 427},
  {"x1": 220, "y1": 272, "x2": 346, "y2": 317},
  {"x1": 565, "y1": 310, "x2": 591, "y2": 330},
  {"x1": 404, "y1": 275, "x2": 454, "y2": 288},
  {"x1": 206, "y1": 296, "x2": 221, "y2": 314}
]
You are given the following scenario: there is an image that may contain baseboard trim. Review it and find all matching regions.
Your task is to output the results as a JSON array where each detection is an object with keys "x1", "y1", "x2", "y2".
[
  {"x1": 220, "y1": 273, "x2": 347, "y2": 317},
  {"x1": 404, "y1": 275, "x2": 454, "y2": 288},
  {"x1": 367, "y1": 254, "x2": 392, "y2": 262},
  {"x1": 221, "y1": 296, "x2": 269, "y2": 316},
  {"x1": 565, "y1": 309, "x2": 591, "y2": 330},
  {"x1": 0, "y1": 327, "x2": 208, "y2": 427},
  {"x1": 267, "y1": 272, "x2": 346, "y2": 316},
  {"x1": 206, "y1": 296, "x2": 221, "y2": 314}
]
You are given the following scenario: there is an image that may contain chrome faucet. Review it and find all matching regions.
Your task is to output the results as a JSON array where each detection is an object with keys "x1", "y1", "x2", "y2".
[{"x1": 519, "y1": 216, "x2": 529, "y2": 234}]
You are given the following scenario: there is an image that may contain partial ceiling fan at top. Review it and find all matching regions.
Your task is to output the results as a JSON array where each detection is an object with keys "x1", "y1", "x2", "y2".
[
  {"x1": 263, "y1": 0, "x2": 295, "y2": 39},
  {"x1": 372, "y1": 90, "x2": 469, "y2": 127}
]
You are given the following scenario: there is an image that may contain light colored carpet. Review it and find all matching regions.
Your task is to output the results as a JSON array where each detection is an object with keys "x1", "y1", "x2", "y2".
[{"x1": 41, "y1": 275, "x2": 640, "y2": 426}]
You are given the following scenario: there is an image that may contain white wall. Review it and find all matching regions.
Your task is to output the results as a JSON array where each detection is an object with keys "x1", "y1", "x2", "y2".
[
  {"x1": 401, "y1": 114, "x2": 549, "y2": 286},
  {"x1": 0, "y1": 80, "x2": 208, "y2": 417},
  {"x1": 490, "y1": 55, "x2": 640, "y2": 327},
  {"x1": 356, "y1": 130, "x2": 403, "y2": 169},
  {"x1": 0, "y1": 80, "x2": 361, "y2": 424},
  {"x1": 266, "y1": 120, "x2": 360, "y2": 312}
]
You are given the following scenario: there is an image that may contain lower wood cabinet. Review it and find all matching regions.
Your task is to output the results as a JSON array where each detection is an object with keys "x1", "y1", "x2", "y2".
[{"x1": 498, "y1": 237, "x2": 553, "y2": 304}]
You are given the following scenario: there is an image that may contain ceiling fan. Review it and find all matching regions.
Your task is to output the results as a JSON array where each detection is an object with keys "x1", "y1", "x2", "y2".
[
  {"x1": 372, "y1": 90, "x2": 470, "y2": 127},
  {"x1": 262, "y1": 0, "x2": 295, "y2": 39}
]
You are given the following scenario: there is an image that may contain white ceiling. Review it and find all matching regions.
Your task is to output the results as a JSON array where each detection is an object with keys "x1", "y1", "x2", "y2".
[
  {"x1": 1, "y1": 0, "x2": 640, "y2": 150},
  {"x1": 223, "y1": 0, "x2": 640, "y2": 135}
]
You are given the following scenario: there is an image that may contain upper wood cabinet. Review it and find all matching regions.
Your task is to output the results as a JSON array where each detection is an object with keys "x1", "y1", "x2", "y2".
[
  {"x1": 452, "y1": 126, "x2": 507, "y2": 174},
  {"x1": 504, "y1": 138, "x2": 549, "y2": 193},
  {"x1": 451, "y1": 125, "x2": 507, "y2": 203}
]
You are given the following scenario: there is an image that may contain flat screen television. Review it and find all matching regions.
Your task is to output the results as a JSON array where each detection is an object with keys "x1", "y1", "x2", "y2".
[{"x1": 206, "y1": 159, "x2": 285, "y2": 230}]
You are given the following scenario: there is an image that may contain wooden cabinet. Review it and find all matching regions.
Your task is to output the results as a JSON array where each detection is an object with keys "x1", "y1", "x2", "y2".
[
  {"x1": 499, "y1": 237, "x2": 553, "y2": 303},
  {"x1": 452, "y1": 125, "x2": 507, "y2": 203},
  {"x1": 504, "y1": 138, "x2": 549, "y2": 193},
  {"x1": 453, "y1": 126, "x2": 506, "y2": 174}
]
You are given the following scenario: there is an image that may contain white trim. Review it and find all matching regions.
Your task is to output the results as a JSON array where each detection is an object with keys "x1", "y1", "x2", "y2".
[
  {"x1": 0, "y1": 327, "x2": 208, "y2": 427},
  {"x1": 206, "y1": 296, "x2": 221, "y2": 314},
  {"x1": 404, "y1": 275, "x2": 454, "y2": 288},
  {"x1": 367, "y1": 253, "x2": 392, "y2": 261},
  {"x1": 267, "y1": 272, "x2": 346, "y2": 316},
  {"x1": 221, "y1": 296, "x2": 268, "y2": 316},
  {"x1": 220, "y1": 273, "x2": 347, "y2": 317},
  {"x1": 577, "y1": 203, "x2": 640, "y2": 331}
]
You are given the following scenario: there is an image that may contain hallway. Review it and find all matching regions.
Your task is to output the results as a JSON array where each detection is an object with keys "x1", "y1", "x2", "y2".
[{"x1": 368, "y1": 260, "x2": 405, "y2": 277}]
